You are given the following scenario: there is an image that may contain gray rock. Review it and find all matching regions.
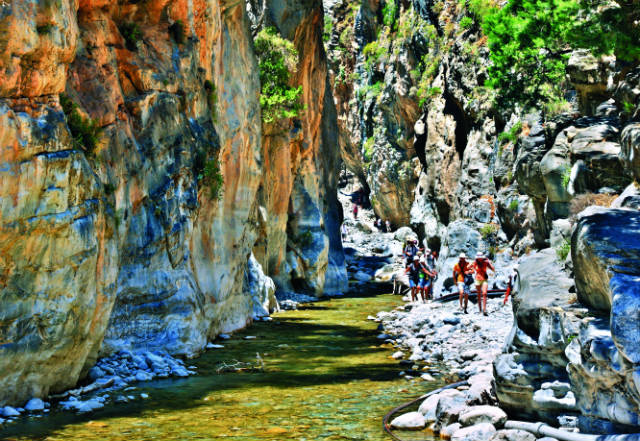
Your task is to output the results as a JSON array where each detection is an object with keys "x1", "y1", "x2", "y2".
[
  {"x1": 489, "y1": 429, "x2": 536, "y2": 441},
  {"x1": 441, "y1": 423, "x2": 462, "y2": 438},
  {"x1": 419, "y1": 394, "x2": 441, "y2": 421},
  {"x1": 621, "y1": 123, "x2": 640, "y2": 180},
  {"x1": 451, "y1": 422, "x2": 497, "y2": 441},
  {"x1": 459, "y1": 406, "x2": 507, "y2": 428},
  {"x1": 24, "y1": 398, "x2": 45, "y2": 412},
  {"x1": 390, "y1": 411, "x2": 426, "y2": 430},
  {"x1": 1, "y1": 406, "x2": 20, "y2": 417}
]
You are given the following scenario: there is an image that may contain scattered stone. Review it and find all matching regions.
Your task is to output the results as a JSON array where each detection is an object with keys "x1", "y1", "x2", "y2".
[
  {"x1": 459, "y1": 406, "x2": 507, "y2": 428},
  {"x1": 206, "y1": 343, "x2": 224, "y2": 349},
  {"x1": 140, "y1": 393, "x2": 149, "y2": 399},
  {"x1": 244, "y1": 336, "x2": 257, "y2": 340},
  {"x1": 218, "y1": 334, "x2": 231, "y2": 340},
  {"x1": 1, "y1": 406, "x2": 20, "y2": 417},
  {"x1": 390, "y1": 411, "x2": 426, "y2": 430},
  {"x1": 392, "y1": 351, "x2": 405, "y2": 360},
  {"x1": 489, "y1": 429, "x2": 536, "y2": 441},
  {"x1": 451, "y1": 423, "x2": 497, "y2": 441},
  {"x1": 419, "y1": 394, "x2": 441, "y2": 421},
  {"x1": 441, "y1": 423, "x2": 462, "y2": 439},
  {"x1": 24, "y1": 398, "x2": 45, "y2": 412}
]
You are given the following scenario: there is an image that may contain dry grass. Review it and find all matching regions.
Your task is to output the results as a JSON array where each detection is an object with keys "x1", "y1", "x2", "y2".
[{"x1": 569, "y1": 193, "x2": 618, "y2": 217}]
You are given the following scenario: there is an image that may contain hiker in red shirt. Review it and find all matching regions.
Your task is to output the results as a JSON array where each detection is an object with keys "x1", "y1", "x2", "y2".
[{"x1": 472, "y1": 252, "x2": 495, "y2": 316}]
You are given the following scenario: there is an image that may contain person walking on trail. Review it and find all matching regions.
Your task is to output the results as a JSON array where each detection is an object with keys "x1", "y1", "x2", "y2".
[
  {"x1": 423, "y1": 249, "x2": 437, "y2": 299},
  {"x1": 453, "y1": 253, "x2": 474, "y2": 313},
  {"x1": 352, "y1": 204, "x2": 359, "y2": 219},
  {"x1": 418, "y1": 256, "x2": 436, "y2": 302},
  {"x1": 405, "y1": 256, "x2": 422, "y2": 302},
  {"x1": 403, "y1": 239, "x2": 419, "y2": 266},
  {"x1": 385, "y1": 220, "x2": 391, "y2": 232},
  {"x1": 473, "y1": 252, "x2": 495, "y2": 316},
  {"x1": 341, "y1": 223, "x2": 348, "y2": 242}
]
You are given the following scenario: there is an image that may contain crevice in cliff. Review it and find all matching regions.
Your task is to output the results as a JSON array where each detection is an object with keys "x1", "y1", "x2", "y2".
[{"x1": 442, "y1": 90, "x2": 471, "y2": 161}]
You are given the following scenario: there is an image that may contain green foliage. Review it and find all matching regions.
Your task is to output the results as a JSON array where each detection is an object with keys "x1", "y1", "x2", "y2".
[
  {"x1": 382, "y1": 0, "x2": 398, "y2": 29},
  {"x1": 498, "y1": 121, "x2": 522, "y2": 144},
  {"x1": 60, "y1": 94, "x2": 102, "y2": 154},
  {"x1": 357, "y1": 81, "x2": 384, "y2": 101},
  {"x1": 339, "y1": 27, "x2": 353, "y2": 48},
  {"x1": 562, "y1": 166, "x2": 572, "y2": 189},
  {"x1": 544, "y1": 97, "x2": 573, "y2": 117},
  {"x1": 460, "y1": 16, "x2": 474, "y2": 29},
  {"x1": 203, "y1": 158, "x2": 224, "y2": 200},
  {"x1": 363, "y1": 39, "x2": 387, "y2": 72},
  {"x1": 418, "y1": 86, "x2": 441, "y2": 107},
  {"x1": 363, "y1": 136, "x2": 375, "y2": 161},
  {"x1": 204, "y1": 80, "x2": 217, "y2": 122},
  {"x1": 119, "y1": 22, "x2": 142, "y2": 51},
  {"x1": 481, "y1": 0, "x2": 640, "y2": 112},
  {"x1": 480, "y1": 223, "x2": 499, "y2": 238},
  {"x1": 622, "y1": 100, "x2": 636, "y2": 115},
  {"x1": 508, "y1": 199, "x2": 519, "y2": 211},
  {"x1": 566, "y1": 334, "x2": 578, "y2": 344},
  {"x1": 323, "y1": 15, "x2": 333, "y2": 43},
  {"x1": 169, "y1": 20, "x2": 185, "y2": 44},
  {"x1": 254, "y1": 27, "x2": 303, "y2": 124},
  {"x1": 556, "y1": 238, "x2": 571, "y2": 261}
]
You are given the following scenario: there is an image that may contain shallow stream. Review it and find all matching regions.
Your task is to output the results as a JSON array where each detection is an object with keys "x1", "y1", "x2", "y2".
[{"x1": 2, "y1": 293, "x2": 440, "y2": 441}]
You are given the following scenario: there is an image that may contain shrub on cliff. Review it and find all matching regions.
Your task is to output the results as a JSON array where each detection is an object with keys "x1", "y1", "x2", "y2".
[
  {"x1": 60, "y1": 94, "x2": 102, "y2": 154},
  {"x1": 254, "y1": 27, "x2": 303, "y2": 124},
  {"x1": 481, "y1": 0, "x2": 640, "y2": 113},
  {"x1": 119, "y1": 22, "x2": 142, "y2": 51}
]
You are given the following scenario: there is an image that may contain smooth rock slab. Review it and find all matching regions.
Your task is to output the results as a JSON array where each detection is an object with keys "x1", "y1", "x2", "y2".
[
  {"x1": 390, "y1": 411, "x2": 426, "y2": 430},
  {"x1": 459, "y1": 406, "x2": 507, "y2": 428},
  {"x1": 451, "y1": 423, "x2": 497, "y2": 441},
  {"x1": 1, "y1": 406, "x2": 20, "y2": 417}
]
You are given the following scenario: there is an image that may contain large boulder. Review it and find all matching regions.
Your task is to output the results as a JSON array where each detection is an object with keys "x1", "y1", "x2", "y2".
[
  {"x1": 390, "y1": 411, "x2": 426, "y2": 430},
  {"x1": 621, "y1": 123, "x2": 640, "y2": 181},
  {"x1": 458, "y1": 406, "x2": 507, "y2": 428},
  {"x1": 572, "y1": 207, "x2": 640, "y2": 357},
  {"x1": 451, "y1": 423, "x2": 497, "y2": 441}
]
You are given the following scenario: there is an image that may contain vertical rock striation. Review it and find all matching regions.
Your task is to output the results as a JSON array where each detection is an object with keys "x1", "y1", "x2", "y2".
[{"x1": 0, "y1": 0, "x2": 344, "y2": 406}]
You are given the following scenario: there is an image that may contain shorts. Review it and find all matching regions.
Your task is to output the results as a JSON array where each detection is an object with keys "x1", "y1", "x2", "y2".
[
  {"x1": 457, "y1": 281, "x2": 470, "y2": 294},
  {"x1": 419, "y1": 278, "x2": 431, "y2": 288},
  {"x1": 475, "y1": 279, "x2": 488, "y2": 288},
  {"x1": 409, "y1": 279, "x2": 418, "y2": 288}
]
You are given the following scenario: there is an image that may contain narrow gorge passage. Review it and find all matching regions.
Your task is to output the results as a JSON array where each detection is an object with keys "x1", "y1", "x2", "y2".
[{"x1": 1, "y1": 293, "x2": 441, "y2": 441}]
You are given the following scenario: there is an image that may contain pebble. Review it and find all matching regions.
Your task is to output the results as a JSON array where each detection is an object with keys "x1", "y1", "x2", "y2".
[
  {"x1": 140, "y1": 393, "x2": 149, "y2": 399},
  {"x1": 218, "y1": 334, "x2": 231, "y2": 340},
  {"x1": 1, "y1": 406, "x2": 20, "y2": 417}
]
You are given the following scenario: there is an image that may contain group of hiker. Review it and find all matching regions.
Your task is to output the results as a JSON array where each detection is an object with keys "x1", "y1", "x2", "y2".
[
  {"x1": 402, "y1": 239, "x2": 496, "y2": 316},
  {"x1": 402, "y1": 239, "x2": 438, "y2": 303}
]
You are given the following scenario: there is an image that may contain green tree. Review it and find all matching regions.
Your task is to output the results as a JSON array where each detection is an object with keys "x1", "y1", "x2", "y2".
[
  {"x1": 254, "y1": 27, "x2": 304, "y2": 124},
  {"x1": 481, "y1": 0, "x2": 640, "y2": 113}
]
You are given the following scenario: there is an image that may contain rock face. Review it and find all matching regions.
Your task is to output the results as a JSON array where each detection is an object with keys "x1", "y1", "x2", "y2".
[{"x1": 0, "y1": 0, "x2": 344, "y2": 406}]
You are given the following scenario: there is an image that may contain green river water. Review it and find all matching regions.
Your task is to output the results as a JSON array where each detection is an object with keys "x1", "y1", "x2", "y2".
[{"x1": 2, "y1": 292, "x2": 441, "y2": 441}]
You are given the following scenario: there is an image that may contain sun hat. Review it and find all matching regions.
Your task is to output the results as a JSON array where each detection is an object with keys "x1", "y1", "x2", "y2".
[
  {"x1": 459, "y1": 253, "x2": 467, "y2": 259},
  {"x1": 413, "y1": 255, "x2": 419, "y2": 260}
]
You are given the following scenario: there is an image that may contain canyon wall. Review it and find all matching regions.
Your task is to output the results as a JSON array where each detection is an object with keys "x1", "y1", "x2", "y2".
[
  {"x1": 0, "y1": 0, "x2": 344, "y2": 406},
  {"x1": 325, "y1": 0, "x2": 640, "y2": 432}
]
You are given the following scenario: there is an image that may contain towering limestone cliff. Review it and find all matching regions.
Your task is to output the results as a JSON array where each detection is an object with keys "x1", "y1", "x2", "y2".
[{"x1": 0, "y1": 0, "x2": 345, "y2": 406}]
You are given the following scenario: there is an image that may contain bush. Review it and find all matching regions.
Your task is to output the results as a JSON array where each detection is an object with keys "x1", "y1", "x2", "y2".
[
  {"x1": 382, "y1": 0, "x2": 398, "y2": 29},
  {"x1": 254, "y1": 27, "x2": 304, "y2": 124},
  {"x1": 37, "y1": 24, "x2": 54, "y2": 34},
  {"x1": 460, "y1": 16, "x2": 474, "y2": 29},
  {"x1": 480, "y1": 223, "x2": 499, "y2": 239},
  {"x1": 363, "y1": 136, "x2": 375, "y2": 161},
  {"x1": 323, "y1": 15, "x2": 333, "y2": 43},
  {"x1": 363, "y1": 40, "x2": 387, "y2": 72},
  {"x1": 119, "y1": 22, "x2": 142, "y2": 51},
  {"x1": 508, "y1": 199, "x2": 519, "y2": 211},
  {"x1": 498, "y1": 121, "x2": 522, "y2": 145},
  {"x1": 60, "y1": 94, "x2": 102, "y2": 154},
  {"x1": 203, "y1": 158, "x2": 224, "y2": 200},
  {"x1": 556, "y1": 238, "x2": 571, "y2": 261},
  {"x1": 169, "y1": 20, "x2": 185, "y2": 44}
]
